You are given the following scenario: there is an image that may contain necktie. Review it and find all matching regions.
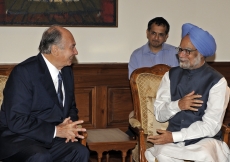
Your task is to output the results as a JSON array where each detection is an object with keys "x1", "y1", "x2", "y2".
[{"x1": 57, "y1": 72, "x2": 63, "y2": 107}]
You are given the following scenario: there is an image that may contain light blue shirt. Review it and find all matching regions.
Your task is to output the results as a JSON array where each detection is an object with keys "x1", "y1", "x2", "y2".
[{"x1": 128, "y1": 42, "x2": 179, "y2": 79}]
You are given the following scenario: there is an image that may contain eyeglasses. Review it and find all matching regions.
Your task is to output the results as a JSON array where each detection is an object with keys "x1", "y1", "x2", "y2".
[{"x1": 175, "y1": 47, "x2": 197, "y2": 56}]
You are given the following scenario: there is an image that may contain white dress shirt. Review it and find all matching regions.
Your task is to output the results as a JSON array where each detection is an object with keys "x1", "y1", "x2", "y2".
[
  {"x1": 42, "y1": 54, "x2": 65, "y2": 137},
  {"x1": 42, "y1": 54, "x2": 65, "y2": 106}
]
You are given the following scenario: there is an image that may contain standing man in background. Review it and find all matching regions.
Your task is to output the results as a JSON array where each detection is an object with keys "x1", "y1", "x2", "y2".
[
  {"x1": 128, "y1": 17, "x2": 179, "y2": 79},
  {"x1": 0, "y1": 26, "x2": 89, "y2": 162}
]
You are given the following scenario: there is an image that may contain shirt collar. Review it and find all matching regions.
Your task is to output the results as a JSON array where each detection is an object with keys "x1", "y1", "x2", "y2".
[
  {"x1": 185, "y1": 62, "x2": 207, "y2": 74},
  {"x1": 41, "y1": 54, "x2": 60, "y2": 81}
]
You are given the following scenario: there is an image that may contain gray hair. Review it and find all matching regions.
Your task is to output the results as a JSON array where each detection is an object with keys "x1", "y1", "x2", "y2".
[{"x1": 38, "y1": 26, "x2": 63, "y2": 54}]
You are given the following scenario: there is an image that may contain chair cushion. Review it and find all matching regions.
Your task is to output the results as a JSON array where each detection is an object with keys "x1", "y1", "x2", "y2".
[
  {"x1": 147, "y1": 97, "x2": 168, "y2": 135},
  {"x1": 136, "y1": 73, "x2": 168, "y2": 135},
  {"x1": 0, "y1": 75, "x2": 8, "y2": 109}
]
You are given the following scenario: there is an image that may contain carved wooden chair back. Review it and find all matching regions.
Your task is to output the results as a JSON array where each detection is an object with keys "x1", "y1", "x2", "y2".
[{"x1": 129, "y1": 64, "x2": 170, "y2": 162}]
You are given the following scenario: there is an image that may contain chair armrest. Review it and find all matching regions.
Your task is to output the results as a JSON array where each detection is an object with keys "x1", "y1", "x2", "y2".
[
  {"x1": 129, "y1": 118, "x2": 141, "y2": 128},
  {"x1": 128, "y1": 110, "x2": 142, "y2": 135},
  {"x1": 222, "y1": 124, "x2": 230, "y2": 145},
  {"x1": 128, "y1": 111, "x2": 147, "y2": 161},
  {"x1": 129, "y1": 110, "x2": 141, "y2": 129}
]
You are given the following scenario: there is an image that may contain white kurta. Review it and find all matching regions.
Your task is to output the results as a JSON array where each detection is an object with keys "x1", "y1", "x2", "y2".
[{"x1": 145, "y1": 72, "x2": 230, "y2": 162}]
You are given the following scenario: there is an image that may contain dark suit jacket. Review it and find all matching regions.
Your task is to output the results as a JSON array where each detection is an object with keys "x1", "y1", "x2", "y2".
[{"x1": 0, "y1": 53, "x2": 79, "y2": 159}]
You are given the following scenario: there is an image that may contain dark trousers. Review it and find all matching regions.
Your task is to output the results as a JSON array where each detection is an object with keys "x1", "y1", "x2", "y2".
[{"x1": 2, "y1": 138, "x2": 89, "y2": 162}]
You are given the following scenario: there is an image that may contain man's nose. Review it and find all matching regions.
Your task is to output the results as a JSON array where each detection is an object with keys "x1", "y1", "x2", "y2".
[
  {"x1": 154, "y1": 34, "x2": 159, "y2": 40},
  {"x1": 74, "y1": 48, "x2": 78, "y2": 55}
]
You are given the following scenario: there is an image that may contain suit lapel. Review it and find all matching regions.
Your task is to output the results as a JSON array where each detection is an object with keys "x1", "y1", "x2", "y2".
[{"x1": 37, "y1": 54, "x2": 61, "y2": 108}]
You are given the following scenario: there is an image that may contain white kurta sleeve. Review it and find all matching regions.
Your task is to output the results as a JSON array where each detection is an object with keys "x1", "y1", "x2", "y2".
[{"x1": 154, "y1": 72, "x2": 181, "y2": 122}]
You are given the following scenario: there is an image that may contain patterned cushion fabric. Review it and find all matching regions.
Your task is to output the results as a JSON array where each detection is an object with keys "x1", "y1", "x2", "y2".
[
  {"x1": 136, "y1": 73, "x2": 168, "y2": 135},
  {"x1": 0, "y1": 75, "x2": 8, "y2": 109},
  {"x1": 132, "y1": 73, "x2": 168, "y2": 162}
]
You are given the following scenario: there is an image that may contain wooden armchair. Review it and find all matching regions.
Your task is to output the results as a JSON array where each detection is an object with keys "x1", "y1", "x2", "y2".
[
  {"x1": 222, "y1": 124, "x2": 230, "y2": 146},
  {"x1": 129, "y1": 64, "x2": 170, "y2": 162},
  {"x1": 0, "y1": 74, "x2": 87, "y2": 146},
  {"x1": 129, "y1": 65, "x2": 230, "y2": 162}
]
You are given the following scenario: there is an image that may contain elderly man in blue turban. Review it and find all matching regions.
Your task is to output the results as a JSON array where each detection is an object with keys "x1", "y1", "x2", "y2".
[{"x1": 145, "y1": 23, "x2": 230, "y2": 162}]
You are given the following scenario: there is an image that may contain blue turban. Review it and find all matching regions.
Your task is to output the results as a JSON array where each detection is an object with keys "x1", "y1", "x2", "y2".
[{"x1": 182, "y1": 23, "x2": 216, "y2": 57}]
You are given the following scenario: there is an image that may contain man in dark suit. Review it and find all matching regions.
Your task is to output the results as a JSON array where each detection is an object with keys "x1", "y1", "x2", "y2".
[{"x1": 0, "y1": 26, "x2": 89, "y2": 162}]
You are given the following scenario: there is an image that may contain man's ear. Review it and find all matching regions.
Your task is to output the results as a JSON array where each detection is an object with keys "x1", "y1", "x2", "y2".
[
  {"x1": 146, "y1": 29, "x2": 149, "y2": 39},
  {"x1": 51, "y1": 45, "x2": 58, "y2": 56},
  {"x1": 164, "y1": 34, "x2": 169, "y2": 42}
]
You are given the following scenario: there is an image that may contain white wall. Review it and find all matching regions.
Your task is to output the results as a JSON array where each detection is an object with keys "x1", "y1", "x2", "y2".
[{"x1": 0, "y1": 0, "x2": 230, "y2": 63}]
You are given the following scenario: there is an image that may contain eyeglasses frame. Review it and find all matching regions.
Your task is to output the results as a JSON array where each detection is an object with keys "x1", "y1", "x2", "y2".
[{"x1": 176, "y1": 47, "x2": 197, "y2": 56}]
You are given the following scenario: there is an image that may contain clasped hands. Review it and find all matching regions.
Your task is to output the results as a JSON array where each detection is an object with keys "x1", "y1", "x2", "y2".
[
  {"x1": 56, "y1": 117, "x2": 86, "y2": 143},
  {"x1": 147, "y1": 91, "x2": 203, "y2": 145}
]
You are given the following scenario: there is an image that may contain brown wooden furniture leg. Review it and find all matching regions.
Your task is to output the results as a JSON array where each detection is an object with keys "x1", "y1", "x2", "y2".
[
  {"x1": 130, "y1": 152, "x2": 132, "y2": 162},
  {"x1": 106, "y1": 152, "x2": 109, "y2": 162},
  {"x1": 97, "y1": 151, "x2": 103, "y2": 162},
  {"x1": 122, "y1": 150, "x2": 127, "y2": 162}
]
